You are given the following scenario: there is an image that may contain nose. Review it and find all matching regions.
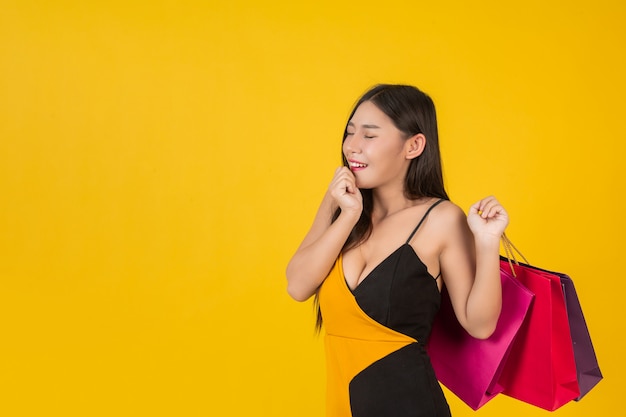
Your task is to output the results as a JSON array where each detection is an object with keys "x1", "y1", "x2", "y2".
[{"x1": 343, "y1": 133, "x2": 361, "y2": 154}]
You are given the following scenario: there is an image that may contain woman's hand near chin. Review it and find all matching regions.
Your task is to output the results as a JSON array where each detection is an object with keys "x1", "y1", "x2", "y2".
[{"x1": 328, "y1": 166, "x2": 363, "y2": 220}]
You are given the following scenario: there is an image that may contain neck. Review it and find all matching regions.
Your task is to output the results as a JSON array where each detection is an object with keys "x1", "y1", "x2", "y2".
[{"x1": 371, "y1": 185, "x2": 413, "y2": 222}]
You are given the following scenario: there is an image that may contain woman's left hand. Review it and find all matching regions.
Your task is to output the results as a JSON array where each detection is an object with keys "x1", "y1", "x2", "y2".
[{"x1": 467, "y1": 196, "x2": 509, "y2": 239}]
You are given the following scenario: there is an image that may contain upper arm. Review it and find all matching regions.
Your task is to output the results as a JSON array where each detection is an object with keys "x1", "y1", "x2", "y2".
[{"x1": 437, "y1": 203, "x2": 476, "y2": 329}]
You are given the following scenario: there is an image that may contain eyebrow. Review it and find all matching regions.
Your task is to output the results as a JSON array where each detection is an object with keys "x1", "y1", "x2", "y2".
[{"x1": 347, "y1": 122, "x2": 381, "y2": 129}]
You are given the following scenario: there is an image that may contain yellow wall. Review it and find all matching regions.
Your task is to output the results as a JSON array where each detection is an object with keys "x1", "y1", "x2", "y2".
[{"x1": 1, "y1": 1, "x2": 623, "y2": 415}]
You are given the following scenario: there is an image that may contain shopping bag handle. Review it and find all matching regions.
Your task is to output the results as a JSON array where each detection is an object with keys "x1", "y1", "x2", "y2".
[{"x1": 501, "y1": 233, "x2": 529, "y2": 277}]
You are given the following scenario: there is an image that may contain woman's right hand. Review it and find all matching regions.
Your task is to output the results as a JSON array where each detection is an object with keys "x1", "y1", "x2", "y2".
[{"x1": 328, "y1": 167, "x2": 363, "y2": 217}]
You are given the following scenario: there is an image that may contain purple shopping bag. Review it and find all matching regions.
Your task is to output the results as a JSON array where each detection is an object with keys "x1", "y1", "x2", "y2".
[
  {"x1": 560, "y1": 274, "x2": 603, "y2": 399},
  {"x1": 427, "y1": 265, "x2": 534, "y2": 410}
]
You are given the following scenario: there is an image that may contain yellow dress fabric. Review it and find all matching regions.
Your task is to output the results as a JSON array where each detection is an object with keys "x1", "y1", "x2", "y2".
[{"x1": 318, "y1": 254, "x2": 417, "y2": 416}]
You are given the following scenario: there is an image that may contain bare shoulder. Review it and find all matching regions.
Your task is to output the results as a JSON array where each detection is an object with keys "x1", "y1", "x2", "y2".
[
  {"x1": 405, "y1": 199, "x2": 468, "y2": 259},
  {"x1": 429, "y1": 199, "x2": 466, "y2": 226},
  {"x1": 424, "y1": 199, "x2": 469, "y2": 240}
]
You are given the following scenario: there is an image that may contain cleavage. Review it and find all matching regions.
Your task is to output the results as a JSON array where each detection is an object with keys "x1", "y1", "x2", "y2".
[{"x1": 343, "y1": 243, "x2": 410, "y2": 291}]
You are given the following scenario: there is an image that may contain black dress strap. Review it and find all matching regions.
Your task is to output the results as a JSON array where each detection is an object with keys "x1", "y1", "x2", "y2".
[{"x1": 405, "y1": 199, "x2": 446, "y2": 244}]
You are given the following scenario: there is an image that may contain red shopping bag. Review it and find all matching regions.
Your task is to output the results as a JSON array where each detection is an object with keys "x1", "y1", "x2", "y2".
[
  {"x1": 519, "y1": 265, "x2": 603, "y2": 399},
  {"x1": 428, "y1": 265, "x2": 534, "y2": 410},
  {"x1": 497, "y1": 256, "x2": 580, "y2": 411}
]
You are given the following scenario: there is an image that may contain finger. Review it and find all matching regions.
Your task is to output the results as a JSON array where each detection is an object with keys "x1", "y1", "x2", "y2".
[
  {"x1": 471, "y1": 196, "x2": 503, "y2": 218},
  {"x1": 332, "y1": 167, "x2": 347, "y2": 184},
  {"x1": 470, "y1": 196, "x2": 493, "y2": 216},
  {"x1": 469, "y1": 201, "x2": 481, "y2": 216},
  {"x1": 344, "y1": 179, "x2": 353, "y2": 194},
  {"x1": 336, "y1": 169, "x2": 356, "y2": 188},
  {"x1": 482, "y1": 203, "x2": 502, "y2": 219},
  {"x1": 484, "y1": 205, "x2": 501, "y2": 218},
  {"x1": 485, "y1": 204, "x2": 508, "y2": 221},
  {"x1": 330, "y1": 168, "x2": 352, "y2": 189},
  {"x1": 332, "y1": 166, "x2": 349, "y2": 179},
  {"x1": 485, "y1": 198, "x2": 505, "y2": 217},
  {"x1": 334, "y1": 168, "x2": 354, "y2": 183},
  {"x1": 481, "y1": 196, "x2": 500, "y2": 219}
]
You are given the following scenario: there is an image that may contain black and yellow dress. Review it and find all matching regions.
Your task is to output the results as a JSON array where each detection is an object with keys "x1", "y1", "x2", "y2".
[{"x1": 318, "y1": 200, "x2": 451, "y2": 417}]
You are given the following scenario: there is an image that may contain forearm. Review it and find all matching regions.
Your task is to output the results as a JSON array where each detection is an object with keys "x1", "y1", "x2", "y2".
[
  {"x1": 464, "y1": 236, "x2": 502, "y2": 339},
  {"x1": 286, "y1": 210, "x2": 358, "y2": 301}
]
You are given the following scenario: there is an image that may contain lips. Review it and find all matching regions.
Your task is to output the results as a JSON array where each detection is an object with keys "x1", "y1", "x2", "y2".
[{"x1": 348, "y1": 160, "x2": 368, "y2": 170}]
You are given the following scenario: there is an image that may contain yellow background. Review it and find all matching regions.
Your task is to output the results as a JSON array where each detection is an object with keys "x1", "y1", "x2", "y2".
[{"x1": 1, "y1": 1, "x2": 623, "y2": 416}]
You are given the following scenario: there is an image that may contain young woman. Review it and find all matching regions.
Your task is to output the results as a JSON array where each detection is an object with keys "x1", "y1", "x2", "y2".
[{"x1": 286, "y1": 84, "x2": 508, "y2": 417}]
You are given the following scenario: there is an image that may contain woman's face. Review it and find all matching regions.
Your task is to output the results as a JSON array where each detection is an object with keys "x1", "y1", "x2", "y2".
[{"x1": 343, "y1": 100, "x2": 410, "y2": 190}]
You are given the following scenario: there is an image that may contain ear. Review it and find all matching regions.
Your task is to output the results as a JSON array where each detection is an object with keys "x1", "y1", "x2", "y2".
[{"x1": 404, "y1": 133, "x2": 426, "y2": 160}]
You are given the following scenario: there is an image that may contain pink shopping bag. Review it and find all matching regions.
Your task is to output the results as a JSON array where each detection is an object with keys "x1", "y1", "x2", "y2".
[{"x1": 427, "y1": 265, "x2": 534, "y2": 410}]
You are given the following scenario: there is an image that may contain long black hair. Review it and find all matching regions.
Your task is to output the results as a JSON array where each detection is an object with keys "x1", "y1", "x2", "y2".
[{"x1": 316, "y1": 84, "x2": 449, "y2": 332}]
